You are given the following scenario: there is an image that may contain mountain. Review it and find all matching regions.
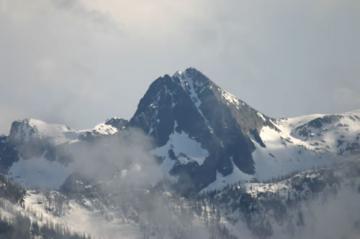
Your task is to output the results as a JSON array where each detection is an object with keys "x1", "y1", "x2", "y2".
[
  {"x1": 1, "y1": 68, "x2": 360, "y2": 193},
  {"x1": 0, "y1": 118, "x2": 121, "y2": 188},
  {"x1": 130, "y1": 68, "x2": 277, "y2": 192},
  {"x1": 129, "y1": 68, "x2": 360, "y2": 193},
  {"x1": 1, "y1": 67, "x2": 360, "y2": 239}
]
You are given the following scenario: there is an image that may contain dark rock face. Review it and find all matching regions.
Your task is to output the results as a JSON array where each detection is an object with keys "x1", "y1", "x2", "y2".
[
  {"x1": 130, "y1": 68, "x2": 274, "y2": 191},
  {"x1": 294, "y1": 115, "x2": 343, "y2": 139},
  {"x1": 8, "y1": 120, "x2": 37, "y2": 145},
  {"x1": 60, "y1": 173, "x2": 96, "y2": 198},
  {"x1": 0, "y1": 174, "x2": 25, "y2": 204},
  {"x1": 0, "y1": 120, "x2": 64, "y2": 173},
  {"x1": 0, "y1": 136, "x2": 19, "y2": 173},
  {"x1": 105, "y1": 118, "x2": 129, "y2": 130},
  {"x1": 7, "y1": 119, "x2": 59, "y2": 160}
]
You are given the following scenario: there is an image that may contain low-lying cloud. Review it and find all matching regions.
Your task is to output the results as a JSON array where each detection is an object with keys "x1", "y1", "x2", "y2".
[{"x1": 56, "y1": 128, "x2": 360, "y2": 239}]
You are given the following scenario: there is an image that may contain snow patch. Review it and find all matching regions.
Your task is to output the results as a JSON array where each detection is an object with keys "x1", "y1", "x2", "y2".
[
  {"x1": 256, "y1": 112, "x2": 266, "y2": 122},
  {"x1": 221, "y1": 90, "x2": 240, "y2": 106},
  {"x1": 201, "y1": 158, "x2": 253, "y2": 193},
  {"x1": 93, "y1": 123, "x2": 118, "y2": 135},
  {"x1": 153, "y1": 129, "x2": 209, "y2": 171},
  {"x1": 252, "y1": 125, "x2": 334, "y2": 181}
]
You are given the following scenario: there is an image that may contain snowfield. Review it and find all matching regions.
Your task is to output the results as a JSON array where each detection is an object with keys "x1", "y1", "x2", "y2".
[{"x1": 152, "y1": 121, "x2": 209, "y2": 171}]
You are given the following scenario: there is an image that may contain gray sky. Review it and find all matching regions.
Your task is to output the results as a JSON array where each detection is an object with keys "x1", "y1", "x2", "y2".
[{"x1": 0, "y1": 0, "x2": 359, "y2": 134}]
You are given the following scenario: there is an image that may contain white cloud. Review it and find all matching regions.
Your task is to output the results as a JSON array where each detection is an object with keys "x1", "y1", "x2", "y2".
[{"x1": 0, "y1": 0, "x2": 359, "y2": 134}]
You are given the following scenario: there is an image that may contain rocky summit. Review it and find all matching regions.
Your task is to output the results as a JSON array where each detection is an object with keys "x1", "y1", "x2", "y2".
[{"x1": 130, "y1": 68, "x2": 275, "y2": 192}]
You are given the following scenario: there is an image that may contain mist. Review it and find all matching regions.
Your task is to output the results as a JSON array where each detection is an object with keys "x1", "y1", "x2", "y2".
[
  {"x1": 51, "y1": 128, "x2": 360, "y2": 239},
  {"x1": 274, "y1": 187, "x2": 360, "y2": 239},
  {"x1": 53, "y1": 128, "x2": 214, "y2": 239}
]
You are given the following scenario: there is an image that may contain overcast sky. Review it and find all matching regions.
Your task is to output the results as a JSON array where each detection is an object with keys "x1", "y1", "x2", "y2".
[{"x1": 0, "y1": 0, "x2": 359, "y2": 134}]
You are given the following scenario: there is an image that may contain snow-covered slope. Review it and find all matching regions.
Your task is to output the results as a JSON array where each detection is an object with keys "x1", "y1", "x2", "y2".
[
  {"x1": 202, "y1": 109, "x2": 360, "y2": 192},
  {"x1": 202, "y1": 160, "x2": 360, "y2": 239},
  {"x1": 8, "y1": 118, "x2": 119, "y2": 147},
  {"x1": 22, "y1": 190, "x2": 142, "y2": 239},
  {"x1": 2, "y1": 118, "x2": 121, "y2": 190},
  {"x1": 289, "y1": 110, "x2": 360, "y2": 155}
]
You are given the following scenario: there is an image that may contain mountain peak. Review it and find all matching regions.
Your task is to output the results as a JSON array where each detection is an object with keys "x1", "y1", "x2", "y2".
[
  {"x1": 172, "y1": 67, "x2": 213, "y2": 91},
  {"x1": 8, "y1": 118, "x2": 74, "y2": 145},
  {"x1": 130, "y1": 68, "x2": 275, "y2": 192},
  {"x1": 173, "y1": 67, "x2": 205, "y2": 79}
]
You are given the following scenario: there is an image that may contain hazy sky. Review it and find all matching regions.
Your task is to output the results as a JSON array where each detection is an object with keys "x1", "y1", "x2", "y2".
[{"x1": 0, "y1": 0, "x2": 359, "y2": 134}]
